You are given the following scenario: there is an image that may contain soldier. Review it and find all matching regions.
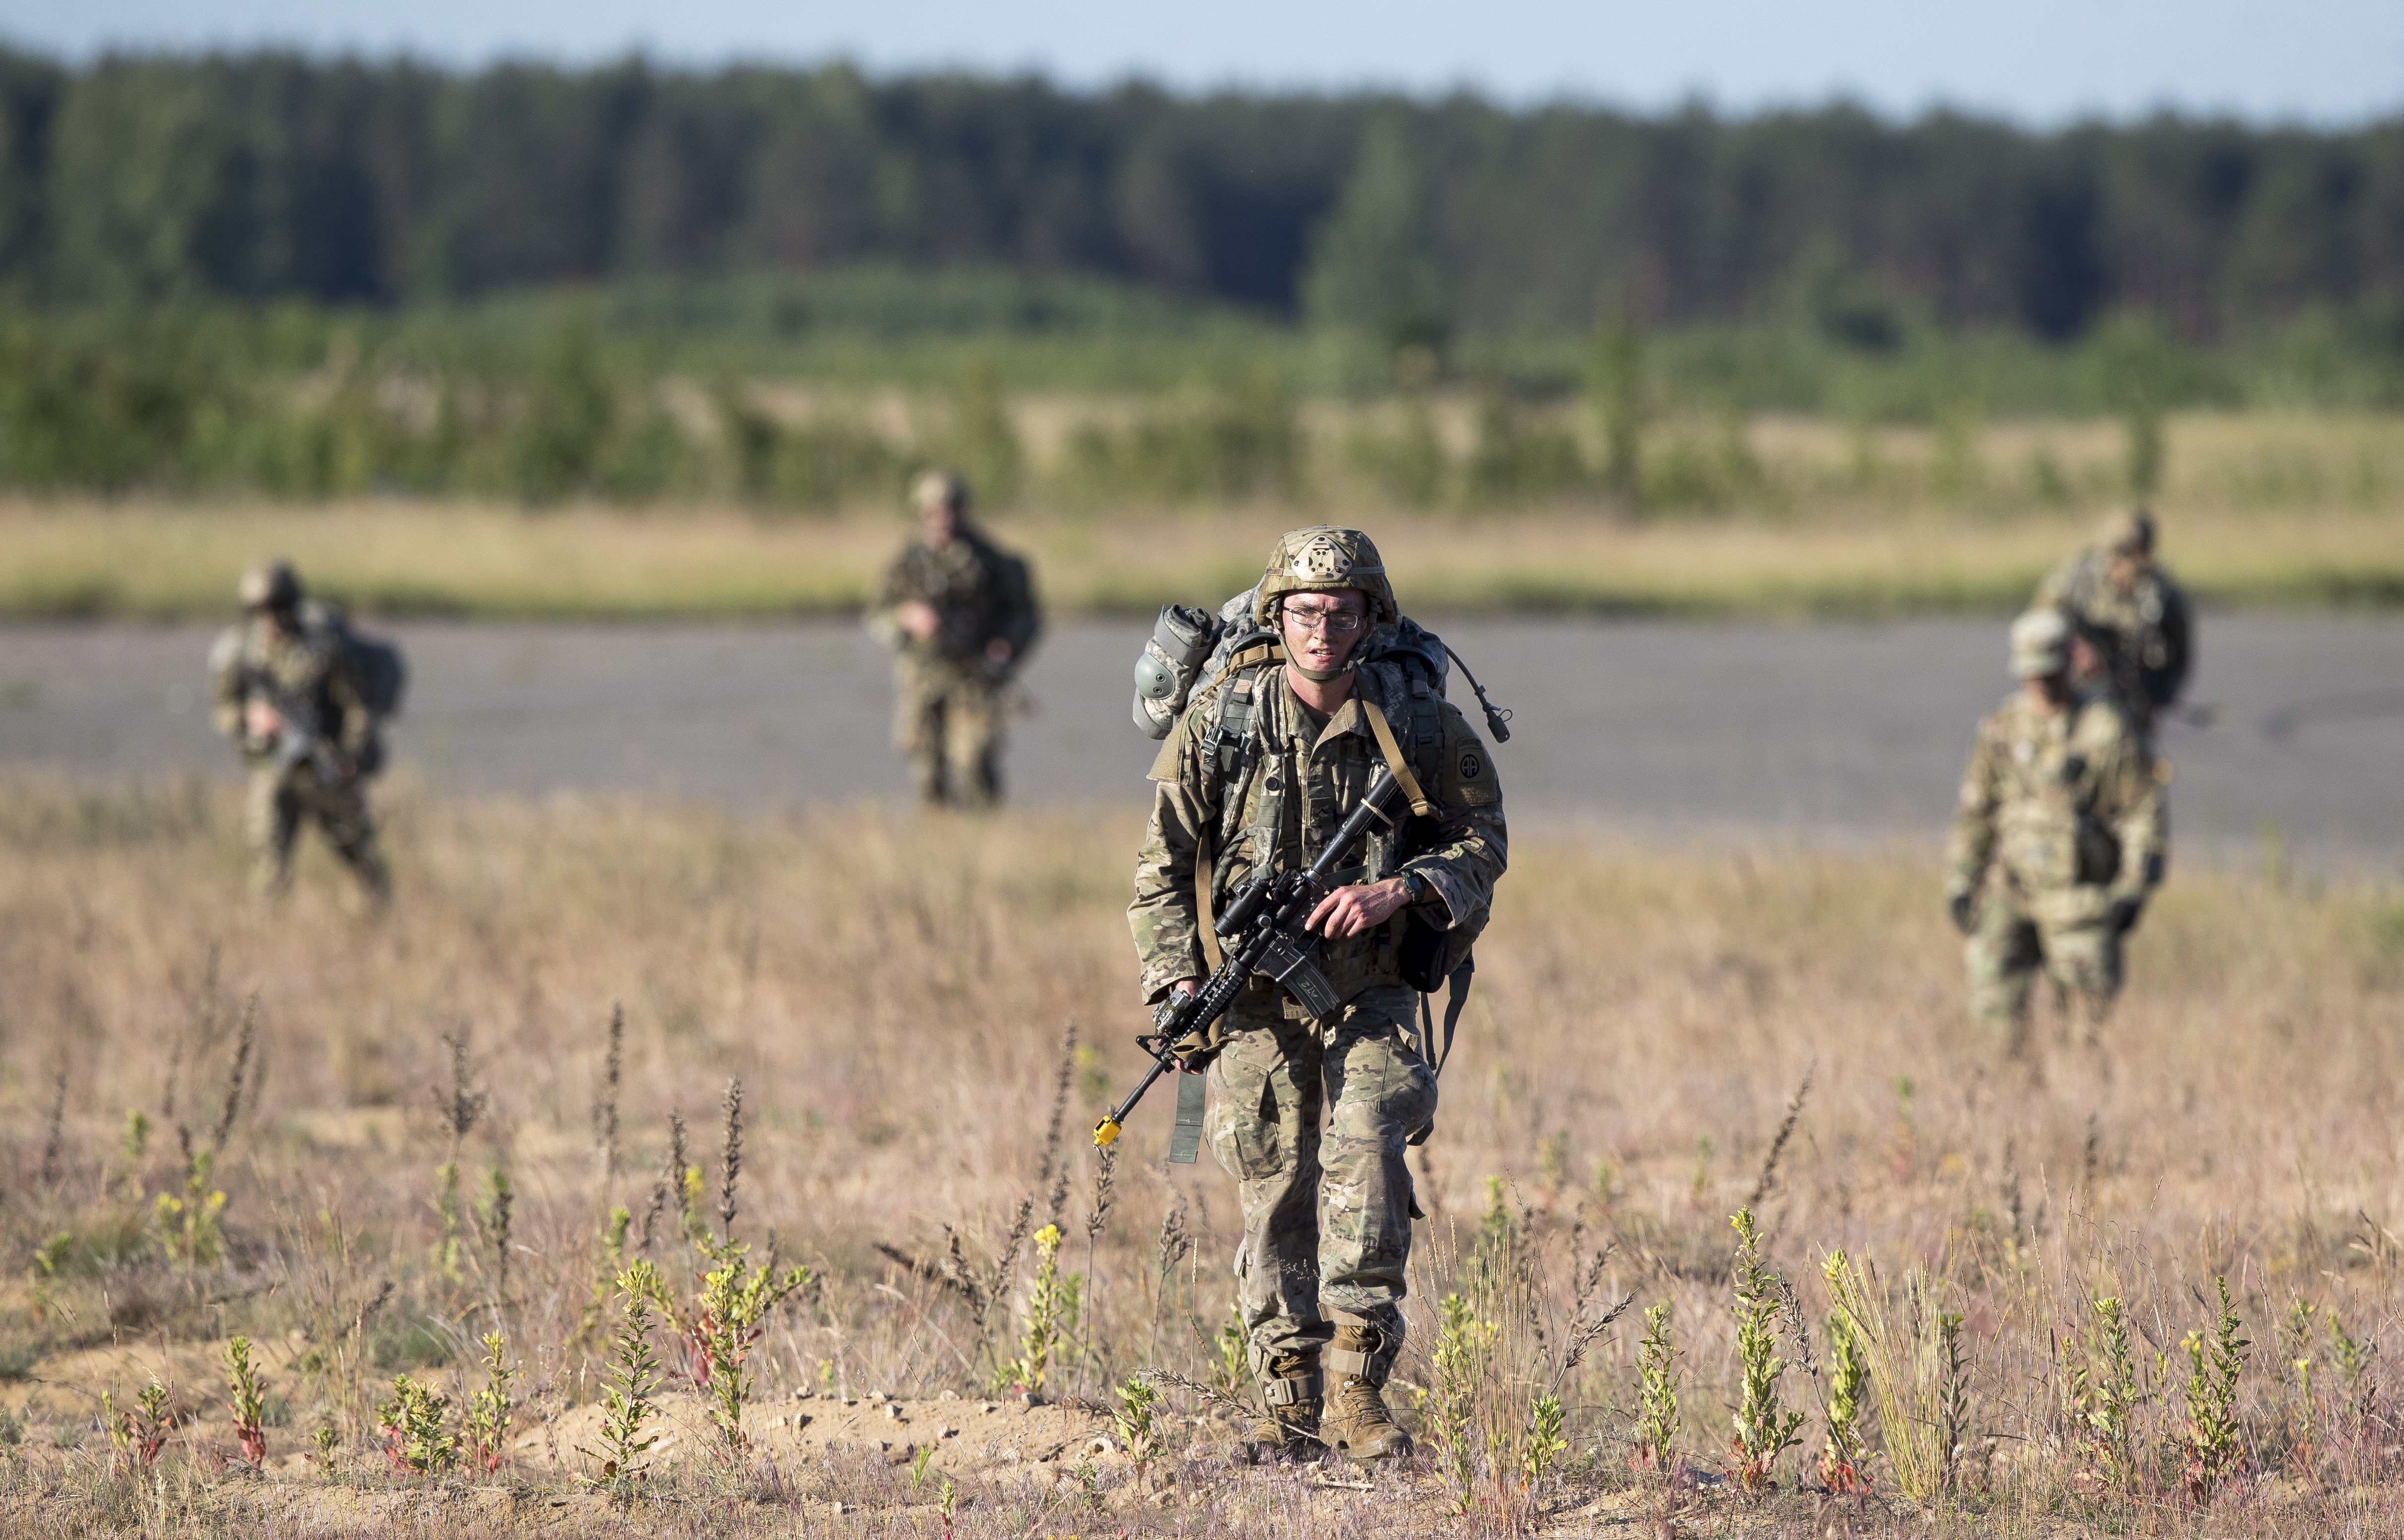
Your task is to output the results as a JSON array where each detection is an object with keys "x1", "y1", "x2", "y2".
[
  {"x1": 2035, "y1": 507, "x2": 2193, "y2": 734},
  {"x1": 1944, "y1": 609, "x2": 2166, "y2": 1055},
  {"x1": 1129, "y1": 527, "x2": 1507, "y2": 1462},
  {"x1": 208, "y1": 560, "x2": 391, "y2": 907},
  {"x1": 870, "y1": 471, "x2": 1041, "y2": 807}
]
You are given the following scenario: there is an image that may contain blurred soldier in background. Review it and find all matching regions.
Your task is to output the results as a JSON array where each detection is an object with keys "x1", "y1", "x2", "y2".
[
  {"x1": 2035, "y1": 507, "x2": 2193, "y2": 734},
  {"x1": 870, "y1": 470, "x2": 1041, "y2": 808},
  {"x1": 1944, "y1": 608, "x2": 2167, "y2": 1055},
  {"x1": 1130, "y1": 527, "x2": 1507, "y2": 1463},
  {"x1": 208, "y1": 560, "x2": 393, "y2": 907}
]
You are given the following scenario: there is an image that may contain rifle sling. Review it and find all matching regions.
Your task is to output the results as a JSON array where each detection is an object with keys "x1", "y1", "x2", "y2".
[{"x1": 1363, "y1": 699, "x2": 1436, "y2": 819}]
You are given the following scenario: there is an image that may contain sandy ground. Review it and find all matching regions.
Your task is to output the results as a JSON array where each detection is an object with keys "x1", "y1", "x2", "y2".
[{"x1": 1, "y1": 614, "x2": 2399, "y2": 862}]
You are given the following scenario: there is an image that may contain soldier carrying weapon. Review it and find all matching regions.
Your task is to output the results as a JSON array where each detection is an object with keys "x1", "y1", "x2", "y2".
[
  {"x1": 1124, "y1": 527, "x2": 1507, "y2": 1463},
  {"x1": 208, "y1": 560, "x2": 395, "y2": 907}
]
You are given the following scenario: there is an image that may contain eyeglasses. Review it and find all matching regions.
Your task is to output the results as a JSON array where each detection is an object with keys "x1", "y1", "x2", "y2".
[{"x1": 1282, "y1": 605, "x2": 1366, "y2": 636}]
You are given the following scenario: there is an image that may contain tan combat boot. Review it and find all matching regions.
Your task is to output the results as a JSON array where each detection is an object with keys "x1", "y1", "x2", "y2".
[
  {"x1": 1322, "y1": 1324, "x2": 1414, "y2": 1461},
  {"x1": 1244, "y1": 1352, "x2": 1324, "y2": 1462}
]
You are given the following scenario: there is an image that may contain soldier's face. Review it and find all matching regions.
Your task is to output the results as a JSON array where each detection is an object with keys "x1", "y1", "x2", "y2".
[
  {"x1": 2108, "y1": 552, "x2": 2146, "y2": 591},
  {"x1": 258, "y1": 604, "x2": 299, "y2": 638},
  {"x1": 920, "y1": 502, "x2": 960, "y2": 547},
  {"x1": 1281, "y1": 591, "x2": 1369, "y2": 671}
]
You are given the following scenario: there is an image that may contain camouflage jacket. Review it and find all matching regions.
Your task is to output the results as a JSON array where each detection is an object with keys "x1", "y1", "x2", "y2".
[
  {"x1": 1945, "y1": 688, "x2": 2167, "y2": 925},
  {"x1": 2035, "y1": 550, "x2": 2192, "y2": 719},
  {"x1": 871, "y1": 527, "x2": 1041, "y2": 671},
  {"x1": 1129, "y1": 656, "x2": 1507, "y2": 1007},
  {"x1": 208, "y1": 611, "x2": 375, "y2": 770}
]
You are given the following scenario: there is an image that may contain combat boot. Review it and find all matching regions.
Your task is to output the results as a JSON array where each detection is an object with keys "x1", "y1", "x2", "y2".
[
  {"x1": 1322, "y1": 1323, "x2": 1414, "y2": 1461},
  {"x1": 1244, "y1": 1352, "x2": 1324, "y2": 1462}
]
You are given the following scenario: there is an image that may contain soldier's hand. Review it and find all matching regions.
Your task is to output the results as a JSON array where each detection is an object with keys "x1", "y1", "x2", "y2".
[
  {"x1": 1308, "y1": 878, "x2": 1412, "y2": 939},
  {"x1": 896, "y1": 601, "x2": 941, "y2": 640},
  {"x1": 244, "y1": 699, "x2": 285, "y2": 741},
  {"x1": 984, "y1": 638, "x2": 1014, "y2": 665},
  {"x1": 1948, "y1": 890, "x2": 1978, "y2": 936}
]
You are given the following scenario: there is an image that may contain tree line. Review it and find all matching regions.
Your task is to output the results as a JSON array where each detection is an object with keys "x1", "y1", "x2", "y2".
[{"x1": 0, "y1": 48, "x2": 2399, "y2": 344}]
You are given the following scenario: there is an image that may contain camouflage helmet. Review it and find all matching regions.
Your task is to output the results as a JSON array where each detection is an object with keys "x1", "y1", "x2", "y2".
[
  {"x1": 238, "y1": 558, "x2": 302, "y2": 613},
  {"x1": 912, "y1": 468, "x2": 969, "y2": 515},
  {"x1": 2096, "y1": 505, "x2": 2155, "y2": 556},
  {"x1": 2008, "y1": 607, "x2": 2072, "y2": 680},
  {"x1": 1253, "y1": 527, "x2": 1397, "y2": 628}
]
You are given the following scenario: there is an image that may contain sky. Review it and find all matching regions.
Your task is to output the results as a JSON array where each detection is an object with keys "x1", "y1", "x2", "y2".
[{"x1": 3, "y1": 0, "x2": 2401, "y2": 127}]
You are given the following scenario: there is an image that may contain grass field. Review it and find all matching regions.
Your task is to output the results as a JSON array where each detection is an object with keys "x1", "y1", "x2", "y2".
[
  {"x1": 1, "y1": 774, "x2": 2402, "y2": 1533},
  {"x1": 5, "y1": 492, "x2": 2399, "y2": 625}
]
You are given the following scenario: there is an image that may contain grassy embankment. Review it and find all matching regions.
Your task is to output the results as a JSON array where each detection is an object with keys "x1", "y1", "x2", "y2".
[
  {"x1": 4, "y1": 409, "x2": 2400, "y2": 623},
  {"x1": 0, "y1": 775, "x2": 2400, "y2": 1533}
]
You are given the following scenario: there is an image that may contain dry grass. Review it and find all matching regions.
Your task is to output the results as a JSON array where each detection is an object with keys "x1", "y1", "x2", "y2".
[
  {"x1": 5, "y1": 490, "x2": 2400, "y2": 626},
  {"x1": 0, "y1": 772, "x2": 2402, "y2": 1535}
]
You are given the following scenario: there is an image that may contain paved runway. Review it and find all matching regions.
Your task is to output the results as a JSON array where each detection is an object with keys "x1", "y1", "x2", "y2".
[{"x1": 2, "y1": 615, "x2": 2397, "y2": 862}]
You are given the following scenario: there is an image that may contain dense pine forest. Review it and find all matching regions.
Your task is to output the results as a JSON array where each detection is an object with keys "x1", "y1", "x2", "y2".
[{"x1": 0, "y1": 48, "x2": 2398, "y2": 339}]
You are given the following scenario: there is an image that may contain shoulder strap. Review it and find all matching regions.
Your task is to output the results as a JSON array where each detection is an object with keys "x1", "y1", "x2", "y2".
[{"x1": 1363, "y1": 699, "x2": 1436, "y2": 818}]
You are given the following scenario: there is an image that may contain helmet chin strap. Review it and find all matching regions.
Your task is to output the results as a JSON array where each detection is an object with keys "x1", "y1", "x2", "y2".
[{"x1": 1291, "y1": 658, "x2": 1357, "y2": 685}]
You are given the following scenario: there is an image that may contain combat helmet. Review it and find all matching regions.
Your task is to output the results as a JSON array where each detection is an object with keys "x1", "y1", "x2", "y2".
[
  {"x1": 1252, "y1": 527, "x2": 1397, "y2": 628},
  {"x1": 912, "y1": 468, "x2": 970, "y2": 515},
  {"x1": 2096, "y1": 505, "x2": 2155, "y2": 556},
  {"x1": 238, "y1": 559, "x2": 302, "y2": 613},
  {"x1": 2009, "y1": 608, "x2": 2072, "y2": 679}
]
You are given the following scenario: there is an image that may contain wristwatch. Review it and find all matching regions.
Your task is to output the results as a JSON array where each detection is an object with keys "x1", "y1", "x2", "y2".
[{"x1": 1401, "y1": 870, "x2": 1431, "y2": 906}]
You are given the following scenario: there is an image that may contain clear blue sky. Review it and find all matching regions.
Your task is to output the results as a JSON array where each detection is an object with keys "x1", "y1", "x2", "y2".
[{"x1": 4, "y1": 0, "x2": 2399, "y2": 126}]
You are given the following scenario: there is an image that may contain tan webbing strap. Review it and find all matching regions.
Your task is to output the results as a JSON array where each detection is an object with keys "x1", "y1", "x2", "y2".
[
  {"x1": 1195, "y1": 825, "x2": 1222, "y2": 971},
  {"x1": 1363, "y1": 700, "x2": 1437, "y2": 818}
]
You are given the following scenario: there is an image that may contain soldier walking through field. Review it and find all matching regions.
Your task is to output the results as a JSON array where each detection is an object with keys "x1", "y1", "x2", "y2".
[
  {"x1": 870, "y1": 471, "x2": 1041, "y2": 808},
  {"x1": 1128, "y1": 527, "x2": 1507, "y2": 1462},
  {"x1": 208, "y1": 560, "x2": 394, "y2": 907},
  {"x1": 1945, "y1": 608, "x2": 2167, "y2": 1055},
  {"x1": 2035, "y1": 506, "x2": 2193, "y2": 735}
]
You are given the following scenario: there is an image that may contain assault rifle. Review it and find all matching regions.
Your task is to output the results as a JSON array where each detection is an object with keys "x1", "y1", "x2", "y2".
[
  {"x1": 1094, "y1": 765, "x2": 1405, "y2": 1156},
  {"x1": 250, "y1": 672, "x2": 347, "y2": 785}
]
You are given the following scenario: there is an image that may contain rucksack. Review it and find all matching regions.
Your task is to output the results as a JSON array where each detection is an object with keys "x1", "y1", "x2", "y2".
[{"x1": 307, "y1": 602, "x2": 408, "y2": 776}]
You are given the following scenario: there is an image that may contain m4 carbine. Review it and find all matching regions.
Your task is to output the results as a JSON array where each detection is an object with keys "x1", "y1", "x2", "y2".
[
  {"x1": 1095, "y1": 765, "x2": 1405, "y2": 1150},
  {"x1": 251, "y1": 672, "x2": 346, "y2": 785}
]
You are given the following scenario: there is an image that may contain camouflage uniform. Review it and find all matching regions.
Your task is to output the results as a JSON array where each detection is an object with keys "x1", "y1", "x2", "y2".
[
  {"x1": 2034, "y1": 511, "x2": 2192, "y2": 733},
  {"x1": 1945, "y1": 614, "x2": 2166, "y2": 1052},
  {"x1": 871, "y1": 519, "x2": 1040, "y2": 808},
  {"x1": 210, "y1": 605, "x2": 390, "y2": 903},
  {"x1": 1128, "y1": 535, "x2": 1506, "y2": 1416}
]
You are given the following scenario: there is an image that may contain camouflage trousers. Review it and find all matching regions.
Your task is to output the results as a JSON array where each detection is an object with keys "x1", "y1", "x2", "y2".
[
  {"x1": 1205, "y1": 983, "x2": 1436, "y2": 1382},
  {"x1": 1965, "y1": 893, "x2": 2123, "y2": 1053},
  {"x1": 893, "y1": 657, "x2": 1004, "y2": 808},
  {"x1": 246, "y1": 765, "x2": 390, "y2": 905}
]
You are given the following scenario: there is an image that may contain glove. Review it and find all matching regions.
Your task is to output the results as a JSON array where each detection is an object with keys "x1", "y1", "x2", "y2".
[
  {"x1": 1947, "y1": 890, "x2": 1978, "y2": 937},
  {"x1": 2105, "y1": 897, "x2": 2143, "y2": 936},
  {"x1": 1156, "y1": 985, "x2": 1221, "y2": 1067}
]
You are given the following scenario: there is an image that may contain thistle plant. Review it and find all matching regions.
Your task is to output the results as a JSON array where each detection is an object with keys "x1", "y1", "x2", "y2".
[
  {"x1": 998, "y1": 1223, "x2": 1081, "y2": 1397},
  {"x1": 154, "y1": 1151, "x2": 228, "y2": 1267},
  {"x1": 378, "y1": 1374, "x2": 457, "y2": 1476},
  {"x1": 1428, "y1": 1290, "x2": 1497, "y2": 1509},
  {"x1": 2329, "y1": 1312, "x2": 2376, "y2": 1425},
  {"x1": 223, "y1": 1335, "x2": 268, "y2": 1468},
  {"x1": 464, "y1": 1331, "x2": 516, "y2": 1473},
  {"x1": 1112, "y1": 1374, "x2": 1160, "y2": 1481},
  {"x1": 1820, "y1": 1307, "x2": 1871, "y2": 1492},
  {"x1": 1634, "y1": 1300, "x2": 1682, "y2": 1472},
  {"x1": 1522, "y1": 1390, "x2": 1569, "y2": 1485},
  {"x1": 582, "y1": 1261, "x2": 665, "y2": 1487},
  {"x1": 678, "y1": 1236, "x2": 811, "y2": 1455},
  {"x1": 26, "y1": 1232, "x2": 72, "y2": 1320},
  {"x1": 2180, "y1": 1276, "x2": 2249, "y2": 1501},
  {"x1": 1728, "y1": 1209, "x2": 1805, "y2": 1492},
  {"x1": 1209, "y1": 1301, "x2": 1252, "y2": 1399},
  {"x1": 2069, "y1": 1293, "x2": 2140, "y2": 1490}
]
